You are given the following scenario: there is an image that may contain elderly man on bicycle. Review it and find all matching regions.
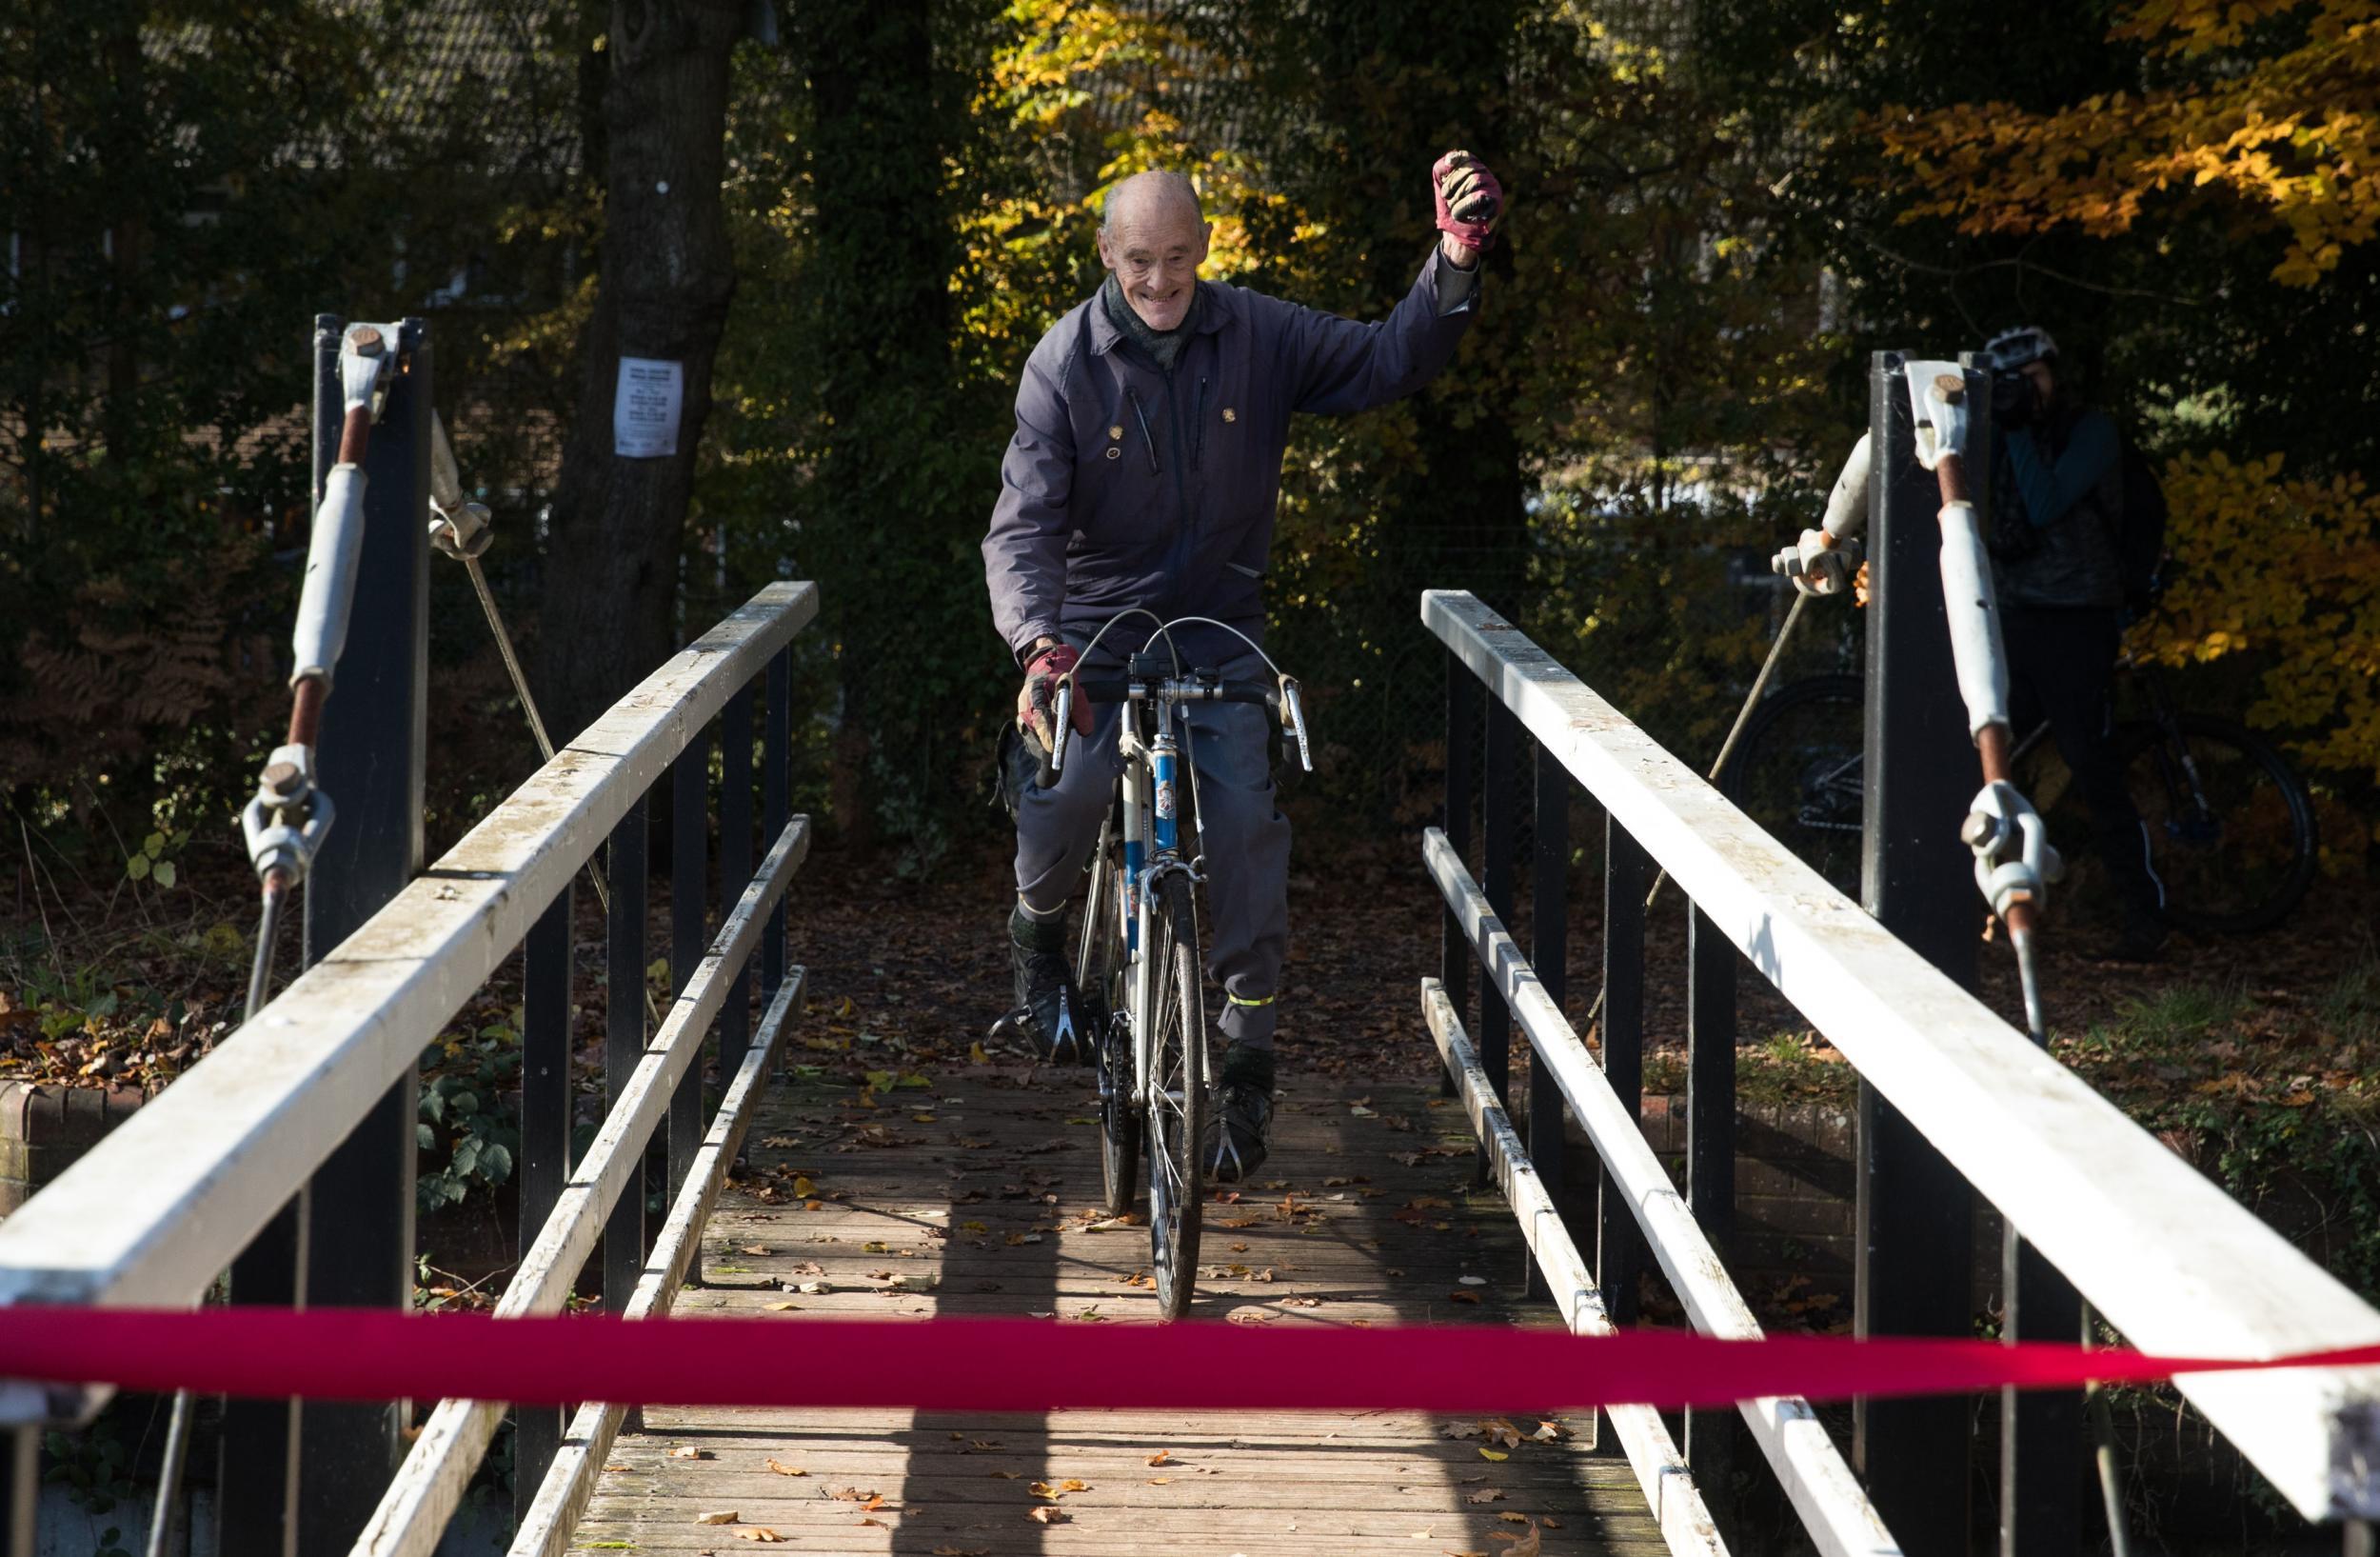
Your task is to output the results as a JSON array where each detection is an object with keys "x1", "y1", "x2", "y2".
[{"x1": 982, "y1": 155, "x2": 1503, "y2": 1180}]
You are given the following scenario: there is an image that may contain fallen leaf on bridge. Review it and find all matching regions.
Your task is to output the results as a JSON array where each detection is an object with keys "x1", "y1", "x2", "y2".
[
  {"x1": 1026, "y1": 1507, "x2": 1068, "y2": 1525},
  {"x1": 1146, "y1": 1449, "x2": 1171, "y2": 1467},
  {"x1": 1489, "y1": 1519, "x2": 1541, "y2": 1556},
  {"x1": 733, "y1": 1527, "x2": 786, "y2": 1543},
  {"x1": 762, "y1": 1459, "x2": 806, "y2": 1476},
  {"x1": 668, "y1": 1447, "x2": 715, "y2": 1460},
  {"x1": 693, "y1": 1509, "x2": 738, "y2": 1524}
]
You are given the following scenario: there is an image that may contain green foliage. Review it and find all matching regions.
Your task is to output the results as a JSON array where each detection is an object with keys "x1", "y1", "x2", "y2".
[
  {"x1": 417, "y1": 1019, "x2": 523, "y2": 1212},
  {"x1": 44, "y1": 1412, "x2": 136, "y2": 1544},
  {"x1": 2065, "y1": 964, "x2": 2380, "y2": 1294}
]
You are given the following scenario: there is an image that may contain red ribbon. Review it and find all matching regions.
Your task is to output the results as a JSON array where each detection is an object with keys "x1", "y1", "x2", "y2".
[{"x1": 4, "y1": 1307, "x2": 2378, "y2": 1410}]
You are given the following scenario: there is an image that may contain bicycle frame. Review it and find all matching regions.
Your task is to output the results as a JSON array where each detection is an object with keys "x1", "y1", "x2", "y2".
[{"x1": 1115, "y1": 689, "x2": 1203, "y2": 1106}]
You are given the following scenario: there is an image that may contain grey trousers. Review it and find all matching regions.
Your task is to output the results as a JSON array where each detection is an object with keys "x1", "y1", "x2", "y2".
[{"x1": 1012, "y1": 644, "x2": 1290, "y2": 1048}]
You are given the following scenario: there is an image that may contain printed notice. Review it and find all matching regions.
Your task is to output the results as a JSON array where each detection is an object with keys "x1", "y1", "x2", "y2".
[{"x1": 613, "y1": 357, "x2": 684, "y2": 458}]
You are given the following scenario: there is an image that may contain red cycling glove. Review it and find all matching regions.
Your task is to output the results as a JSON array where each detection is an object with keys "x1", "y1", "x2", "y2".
[
  {"x1": 1433, "y1": 150, "x2": 1503, "y2": 253},
  {"x1": 1017, "y1": 643, "x2": 1096, "y2": 756}
]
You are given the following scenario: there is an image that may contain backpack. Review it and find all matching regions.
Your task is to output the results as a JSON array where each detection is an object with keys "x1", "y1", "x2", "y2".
[{"x1": 2110, "y1": 436, "x2": 2170, "y2": 609}]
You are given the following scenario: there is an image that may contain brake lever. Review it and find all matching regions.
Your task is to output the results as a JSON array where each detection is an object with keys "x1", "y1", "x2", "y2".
[
  {"x1": 1279, "y1": 675, "x2": 1313, "y2": 772},
  {"x1": 1051, "y1": 682, "x2": 1075, "y2": 773}
]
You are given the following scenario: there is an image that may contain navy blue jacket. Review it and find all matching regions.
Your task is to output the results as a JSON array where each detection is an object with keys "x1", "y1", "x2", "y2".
[
  {"x1": 983, "y1": 252, "x2": 1477, "y2": 665},
  {"x1": 1993, "y1": 406, "x2": 2125, "y2": 610}
]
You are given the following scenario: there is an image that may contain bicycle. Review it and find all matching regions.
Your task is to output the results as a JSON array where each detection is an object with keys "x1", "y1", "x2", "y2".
[
  {"x1": 1040, "y1": 614, "x2": 1313, "y2": 1319},
  {"x1": 1716, "y1": 655, "x2": 2317, "y2": 935}
]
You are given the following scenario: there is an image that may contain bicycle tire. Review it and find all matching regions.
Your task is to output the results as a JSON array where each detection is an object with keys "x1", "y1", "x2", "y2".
[
  {"x1": 1081, "y1": 824, "x2": 1140, "y2": 1217},
  {"x1": 1144, "y1": 870, "x2": 1206, "y2": 1320},
  {"x1": 2117, "y1": 713, "x2": 2318, "y2": 935},
  {"x1": 1715, "y1": 673, "x2": 1867, "y2": 898}
]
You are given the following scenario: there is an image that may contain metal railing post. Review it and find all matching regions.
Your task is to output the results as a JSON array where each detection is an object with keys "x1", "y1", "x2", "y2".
[
  {"x1": 1440, "y1": 653, "x2": 1477, "y2": 1096},
  {"x1": 1686, "y1": 901, "x2": 1739, "y2": 1535},
  {"x1": 1597, "y1": 818, "x2": 1647, "y2": 1327},
  {"x1": 761, "y1": 648, "x2": 791, "y2": 1002},
  {"x1": 603, "y1": 788, "x2": 649, "y2": 1432},
  {"x1": 1855, "y1": 349, "x2": 1980, "y2": 1546},
  {"x1": 670, "y1": 733, "x2": 710, "y2": 1207},
  {"x1": 603, "y1": 799, "x2": 651, "y2": 1307},
  {"x1": 217, "y1": 1193, "x2": 307, "y2": 1556},
  {"x1": 720, "y1": 685, "x2": 754, "y2": 1076},
  {"x1": 0, "y1": 1429, "x2": 30, "y2": 1557},
  {"x1": 1527, "y1": 741, "x2": 1569, "y2": 1297},
  {"x1": 295, "y1": 313, "x2": 429, "y2": 1553},
  {"x1": 516, "y1": 884, "x2": 573, "y2": 1522},
  {"x1": 1477, "y1": 699, "x2": 1518, "y2": 1183}
]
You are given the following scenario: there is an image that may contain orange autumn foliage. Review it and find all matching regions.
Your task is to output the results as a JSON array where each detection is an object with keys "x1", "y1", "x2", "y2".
[{"x1": 1874, "y1": 0, "x2": 2380, "y2": 286}]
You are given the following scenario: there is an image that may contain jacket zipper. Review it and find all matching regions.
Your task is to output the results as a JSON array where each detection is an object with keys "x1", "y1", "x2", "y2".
[
  {"x1": 1125, "y1": 388, "x2": 1160, "y2": 475},
  {"x1": 1163, "y1": 367, "x2": 1192, "y2": 589},
  {"x1": 1191, "y1": 376, "x2": 1208, "y2": 469}
]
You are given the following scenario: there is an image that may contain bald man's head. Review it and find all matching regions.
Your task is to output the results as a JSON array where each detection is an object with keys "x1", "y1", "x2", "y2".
[
  {"x1": 1103, "y1": 170, "x2": 1203, "y2": 233},
  {"x1": 1097, "y1": 170, "x2": 1211, "y2": 332}
]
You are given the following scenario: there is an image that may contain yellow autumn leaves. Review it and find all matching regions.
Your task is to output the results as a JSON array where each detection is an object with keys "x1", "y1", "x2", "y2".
[
  {"x1": 1875, "y1": 0, "x2": 2380, "y2": 285},
  {"x1": 2134, "y1": 449, "x2": 2380, "y2": 780}
]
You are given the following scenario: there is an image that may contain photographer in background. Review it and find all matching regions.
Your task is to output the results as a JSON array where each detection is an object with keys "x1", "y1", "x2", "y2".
[{"x1": 1984, "y1": 326, "x2": 2167, "y2": 962}]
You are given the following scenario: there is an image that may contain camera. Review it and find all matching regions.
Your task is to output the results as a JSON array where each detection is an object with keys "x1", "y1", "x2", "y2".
[{"x1": 1992, "y1": 368, "x2": 2040, "y2": 429}]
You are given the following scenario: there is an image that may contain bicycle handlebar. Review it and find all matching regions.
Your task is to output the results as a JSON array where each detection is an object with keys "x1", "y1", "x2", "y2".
[{"x1": 1043, "y1": 673, "x2": 1313, "y2": 785}]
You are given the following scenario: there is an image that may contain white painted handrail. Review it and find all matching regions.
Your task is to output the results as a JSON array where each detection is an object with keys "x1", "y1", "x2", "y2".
[
  {"x1": 1423, "y1": 588, "x2": 2380, "y2": 1522},
  {"x1": 505, "y1": 968, "x2": 805, "y2": 1557},
  {"x1": 1423, "y1": 980, "x2": 1729, "y2": 1557},
  {"x1": 353, "y1": 822, "x2": 810, "y2": 1557},
  {"x1": 0, "y1": 581, "x2": 816, "y2": 1321},
  {"x1": 1426, "y1": 846, "x2": 1896, "y2": 1557}
]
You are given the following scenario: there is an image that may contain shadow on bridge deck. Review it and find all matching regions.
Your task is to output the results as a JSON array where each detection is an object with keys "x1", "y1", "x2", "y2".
[{"x1": 566, "y1": 1061, "x2": 1668, "y2": 1554}]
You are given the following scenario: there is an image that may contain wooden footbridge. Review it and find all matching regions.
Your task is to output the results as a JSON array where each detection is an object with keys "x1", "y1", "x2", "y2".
[{"x1": 2, "y1": 567, "x2": 2378, "y2": 1557}]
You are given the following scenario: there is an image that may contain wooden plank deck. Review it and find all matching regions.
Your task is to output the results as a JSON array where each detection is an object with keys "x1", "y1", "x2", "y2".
[{"x1": 567, "y1": 1062, "x2": 1667, "y2": 1555}]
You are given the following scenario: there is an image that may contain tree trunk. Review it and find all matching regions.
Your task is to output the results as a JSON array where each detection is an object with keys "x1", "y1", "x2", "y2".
[
  {"x1": 539, "y1": 0, "x2": 744, "y2": 743},
  {"x1": 790, "y1": 0, "x2": 953, "y2": 848}
]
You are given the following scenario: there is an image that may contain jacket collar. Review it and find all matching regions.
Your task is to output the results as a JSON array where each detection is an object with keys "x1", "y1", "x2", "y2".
[{"x1": 1085, "y1": 279, "x2": 1231, "y2": 357}]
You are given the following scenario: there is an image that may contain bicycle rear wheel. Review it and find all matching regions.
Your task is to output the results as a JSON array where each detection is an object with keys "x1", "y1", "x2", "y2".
[
  {"x1": 1081, "y1": 819, "x2": 1140, "y2": 1217},
  {"x1": 1143, "y1": 870, "x2": 1206, "y2": 1320},
  {"x1": 1716, "y1": 674, "x2": 1866, "y2": 898},
  {"x1": 2120, "y1": 713, "x2": 2317, "y2": 935}
]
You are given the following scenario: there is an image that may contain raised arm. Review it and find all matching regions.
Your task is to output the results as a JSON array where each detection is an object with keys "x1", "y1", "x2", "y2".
[
  {"x1": 982, "y1": 344, "x2": 1075, "y2": 664},
  {"x1": 1280, "y1": 150, "x2": 1503, "y2": 417}
]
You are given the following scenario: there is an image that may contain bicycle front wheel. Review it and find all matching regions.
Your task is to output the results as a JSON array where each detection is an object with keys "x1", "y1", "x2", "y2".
[
  {"x1": 2121, "y1": 713, "x2": 2318, "y2": 936},
  {"x1": 1716, "y1": 674, "x2": 1866, "y2": 899},
  {"x1": 1081, "y1": 820, "x2": 1140, "y2": 1217},
  {"x1": 1143, "y1": 871, "x2": 1206, "y2": 1320}
]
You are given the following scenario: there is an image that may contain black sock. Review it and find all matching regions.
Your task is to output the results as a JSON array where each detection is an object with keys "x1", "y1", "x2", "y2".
[
  {"x1": 1220, "y1": 1042, "x2": 1275, "y2": 1091},
  {"x1": 1010, "y1": 902, "x2": 1068, "y2": 952}
]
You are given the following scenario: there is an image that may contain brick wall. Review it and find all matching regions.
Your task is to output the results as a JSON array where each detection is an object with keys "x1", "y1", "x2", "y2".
[{"x1": 0, "y1": 1082, "x2": 147, "y2": 1215}]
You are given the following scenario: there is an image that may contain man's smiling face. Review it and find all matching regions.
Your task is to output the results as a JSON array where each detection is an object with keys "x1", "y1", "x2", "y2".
[{"x1": 1097, "y1": 176, "x2": 1210, "y2": 333}]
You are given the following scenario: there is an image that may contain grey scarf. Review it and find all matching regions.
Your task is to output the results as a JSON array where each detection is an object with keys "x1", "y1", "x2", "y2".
[{"x1": 1101, "y1": 273, "x2": 1199, "y2": 370}]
